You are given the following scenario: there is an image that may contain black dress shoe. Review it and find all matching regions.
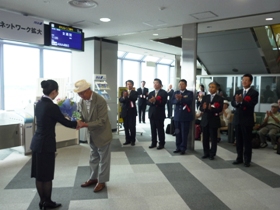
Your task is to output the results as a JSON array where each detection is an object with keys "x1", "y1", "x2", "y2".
[
  {"x1": 123, "y1": 142, "x2": 131, "y2": 145},
  {"x1": 173, "y1": 149, "x2": 181, "y2": 153},
  {"x1": 43, "y1": 201, "x2": 61, "y2": 210},
  {"x1": 39, "y1": 202, "x2": 43, "y2": 210},
  {"x1": 131, "y1": 142, "x2": 135, "y2": 146},
  {"x1": 244, "y1": 162, "x2": 250, "y2": 167},
  {"x1": 157, "y1": 145, "x2": 164, "y2": 150},
  {"x1": 209, "y1": 156, "x2": 214, "y2": 160},
  {"x1": 149, "y1": 145, "x2": 156, "y2": 148},
  {"x1": 202, "y1": 154, "x2": 209, "y2": 159},
  {"x1": 232, "y1": 160, "x2": 243, "y2": 165},
  {"x1": 180, "y1": 151, "x2": 185, "y2": 155}
]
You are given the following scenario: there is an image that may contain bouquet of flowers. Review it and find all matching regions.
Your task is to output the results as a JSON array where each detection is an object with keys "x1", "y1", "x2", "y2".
[{"x1": 57, "y1": 98, "x2": 81, "y2": 121}]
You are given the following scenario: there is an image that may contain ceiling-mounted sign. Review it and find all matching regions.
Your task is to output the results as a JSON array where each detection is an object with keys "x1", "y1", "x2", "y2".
[{"x1": 0, "y1": 10, "x2": 44, "y2": 45}]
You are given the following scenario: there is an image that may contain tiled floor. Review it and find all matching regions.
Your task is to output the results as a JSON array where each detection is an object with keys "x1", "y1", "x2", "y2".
[{"x1": 1, "y1": 119, "x2": 280, "y2": 210}]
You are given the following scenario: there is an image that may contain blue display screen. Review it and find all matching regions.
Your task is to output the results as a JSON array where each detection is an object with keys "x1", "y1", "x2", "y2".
[{"x1": 50, "y1": 23, "x2": 84, "y2": 51}]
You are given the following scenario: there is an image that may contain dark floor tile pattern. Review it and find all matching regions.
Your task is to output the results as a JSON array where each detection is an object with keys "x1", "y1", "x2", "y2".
[
  {"x1": 111, "y1": 138, "x2": 154, "y2": 165},
  {"x1": 157, "y1": 163, "x2": 230, "y2": 210},
  {"x1": 27, "y1": 187, "x2": 73, "y2": 210},
  {"x1": 5, "y1": 159, "x2": 34, "y2": 189},
  {"x1": 225, "y1": 161, "x2": 280, "y2": 188},
  {"x1": 72, "y1": 166, "x2": 108, "y2": 200}
]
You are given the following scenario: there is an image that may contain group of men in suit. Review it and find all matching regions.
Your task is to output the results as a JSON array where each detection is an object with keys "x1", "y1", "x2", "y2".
[
  {"x1": 199, "y1": 74, "x2": 258, "y2": 166},
  {"x1": 119, "y1": 74, "x2": 259, "y2": 167},
  {"x1": 119, "y1": 78, "x2": 168, "y2": 149}
]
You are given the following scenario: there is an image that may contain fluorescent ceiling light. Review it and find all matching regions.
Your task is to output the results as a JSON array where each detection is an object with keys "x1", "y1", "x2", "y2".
[
  {"x1": 265, "y1": 17, "x2": 273, "y2": 21},
  {"x1": 153, "y1": 33, "x2": 158, "y2": 36},
  {"x1": 100, "y1": 18, "x2": 111, "y2": 22}
]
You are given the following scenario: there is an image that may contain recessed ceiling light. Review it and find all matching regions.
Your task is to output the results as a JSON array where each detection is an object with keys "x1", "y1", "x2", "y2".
[
  {"x1": 68, "y1": 0, "x2": 98, "y2": 8},
  {"x1": 266, "y1": 17, "x2": 273, "y2": 21},
  {"x1": 153, "y1": 33, "x2": 158, "y2": 36},
  {"x1": 100, "y1": 18, "x2": 111, "y2": 22}
]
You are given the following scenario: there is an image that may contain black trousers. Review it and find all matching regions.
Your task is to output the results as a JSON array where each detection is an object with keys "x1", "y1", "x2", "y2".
[
  {"x1": 123, "y1": 116, "x2": 136, "y2": 143},
  {"x1": 167, "y1": 100, "x2": 173, "y2": 118},
  {"x1": 235, "y1": 124, "x2": 253, "y2": 163},
  {"x1": 174, "y1": 121, "x2": 191, "y2": 151},
  {"x1": 138, "y1": 103, "x2": 146, "y2": 123},
  {"x1": 150, "y1": 118, "x2": 165, "y2": 146},
  {"x1": 202, "y1": 125, "x2": 218, "y2": 157}
]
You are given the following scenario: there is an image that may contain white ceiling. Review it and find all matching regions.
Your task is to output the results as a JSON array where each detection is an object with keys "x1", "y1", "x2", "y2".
[{"x1": 0, "y1": 0, "x2": 280, "y2": 60}]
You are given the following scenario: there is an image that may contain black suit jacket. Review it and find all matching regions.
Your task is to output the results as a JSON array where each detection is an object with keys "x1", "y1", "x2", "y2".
[
  {"x1": 231, "y1": 88, "x2": 259, "y2": 126},
  {"x1": 119, "y1": 89, "x2": 138, "y2": 118},
  {"x1": 167, "y1": 89, "x2": 174, "y2": 100},
  {"x1": 30, "y1": 97, "x2": 77, "y2": 153},
  {"x1": 200, "y1": 94, "x2": 224, "y2": 128},
  {"x1": 147, "y1": 89, "x2": 167, "y2": 120},
  {"x1": 137, "y1": 87, "x2": 149, "y2": 106}
]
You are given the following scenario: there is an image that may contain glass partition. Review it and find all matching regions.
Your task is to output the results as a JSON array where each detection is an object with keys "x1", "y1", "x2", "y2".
[
  {"x1": 141, "y1": 63, "x2": 155, "y2": 90},
  {"x1": 3, "y1": 44, "x2": 40, "y2": 110},
  {"x1": 122, "y1": 60, "x2": 140, "y2": 88},
  {"x1": 213, "y1": 76, "x2": 234, "y2": 101},
  {"x1": 259, "y1": 76, "x2": 279, "y2": 103}
]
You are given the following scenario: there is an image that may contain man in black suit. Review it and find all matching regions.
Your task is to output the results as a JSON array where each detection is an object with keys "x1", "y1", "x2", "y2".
[
  {"x1": 231, "y1": 74, "x2": 259, "y2": 167},
  {"x1": 200, "y1": 82, "x2": 224, "y2": 160},
  {"x1": 147, "y1": 78, "x2": 167, "y2": 149},
  {"x1": 137, "y1": 81, "x2": 149, "y2": 123},
  {"x1": 167, "y1": 84, "x2": 174, "y2": 118},
  {"x1": 119, "y1": 80, "x2": 138, "y2": 146}
]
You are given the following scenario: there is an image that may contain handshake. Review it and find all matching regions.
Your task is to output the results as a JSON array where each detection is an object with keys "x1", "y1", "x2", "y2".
[{"x1": 76, "y1": 120, "x2": 88, "y2": 129}]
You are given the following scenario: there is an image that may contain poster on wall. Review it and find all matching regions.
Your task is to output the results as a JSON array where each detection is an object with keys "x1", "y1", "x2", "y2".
[
  {"x1": 118, "y1": 87, "x2": 127, "y2": 124},
  {"x1": 0, "y1": 10, "x2": 44, "y2": 45}
]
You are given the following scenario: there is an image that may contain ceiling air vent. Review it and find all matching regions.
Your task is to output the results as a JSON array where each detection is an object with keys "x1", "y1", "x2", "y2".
[{"x1": 68, "y1": 0, "x2": 98, "y2": 8}]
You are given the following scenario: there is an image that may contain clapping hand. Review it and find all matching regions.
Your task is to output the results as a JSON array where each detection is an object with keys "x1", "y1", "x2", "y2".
[
  {"x1": 235, "y1": 94, "x2": 243, "y2": 103},
  {"x1": 149, "y1": 96, "x2": 156, "y2": 103},
  {"x1": 266, "y1": 111, "x2": 272, "y2": 116},
  {"x1": 175, "y1": 94, "x2": 182, "y2": 100},
  {"x1": 123, "y1": 91, "x2": 128, "y2": 98}
]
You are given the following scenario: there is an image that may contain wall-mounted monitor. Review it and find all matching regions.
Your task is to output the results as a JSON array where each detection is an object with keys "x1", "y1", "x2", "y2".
[{"x1": 45, "y1": 22, "x2": 84, "y2": 51}]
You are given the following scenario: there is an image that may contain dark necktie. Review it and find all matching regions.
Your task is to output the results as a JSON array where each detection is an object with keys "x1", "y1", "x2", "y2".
[
  {"x1": 243, "y1": 90, "x2": 247, "y2": 98},
  {"x1": 211, "y1": 95, "x2": 214, "y2": 102}
]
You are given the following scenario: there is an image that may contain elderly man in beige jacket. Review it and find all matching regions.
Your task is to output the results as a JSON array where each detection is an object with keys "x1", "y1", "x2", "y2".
[{"x1": 74, "y1": 79, "x2": 112, "y2": 192}]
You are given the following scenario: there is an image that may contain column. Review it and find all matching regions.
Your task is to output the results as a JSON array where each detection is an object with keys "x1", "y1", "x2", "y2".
[{"x1": 181, "y1": 23, "x2": 198, "y2": 150}]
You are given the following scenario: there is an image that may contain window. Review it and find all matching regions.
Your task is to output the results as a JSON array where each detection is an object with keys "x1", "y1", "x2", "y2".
[
  {"x1": 260, "y1": 76, "x2": 279, "y2": 103},
  {"x1": 124, "y1": 52, "x2": 144, "y2": 60},
  {"x1": 157, "y1": 64, "x2": 169, "y2": 90},
  {"x1": 143, "y1": 56, "x2": 159, "y2": 62},
  {"x1": 141, "y1": 62, "x2": 156, "y2": 90},
  {"x1": 3, "y1": 44, "x2": 40, "y2": 110},
  {"x1": 122, "y1": 60, "x2": 140, "y2": 88},
  {"x1": 43, "y1": 49, "x2": 71, "y2": 78}
]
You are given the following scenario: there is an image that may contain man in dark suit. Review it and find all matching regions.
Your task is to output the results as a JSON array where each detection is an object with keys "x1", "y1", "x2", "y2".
[
  {"x1": 167, "y1": 84, "x2": 174, "y2": 118},
  {"x1": 231, "y1": 74, "x2": 259, "y2": 167},
  {"x1": 200, "y1": 82, "x2": 224, "y2": 160},
  {"x1": 137, "y1": 81, "x2": 149, "y2": 123},
  {"x1": 147, "y1": 78, "x2": 167, "y2": 149},
  {"x1": 119, "y1": 80, "x2": 138, "y2": 146},
  {"x1": 171, "y1": 79, "x2": 193, "y2": 155}
]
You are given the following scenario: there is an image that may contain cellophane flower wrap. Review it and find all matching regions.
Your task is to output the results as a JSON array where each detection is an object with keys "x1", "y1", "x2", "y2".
[{"x1": 57, "y1": 98, "x2": 81, "y2": 121}]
